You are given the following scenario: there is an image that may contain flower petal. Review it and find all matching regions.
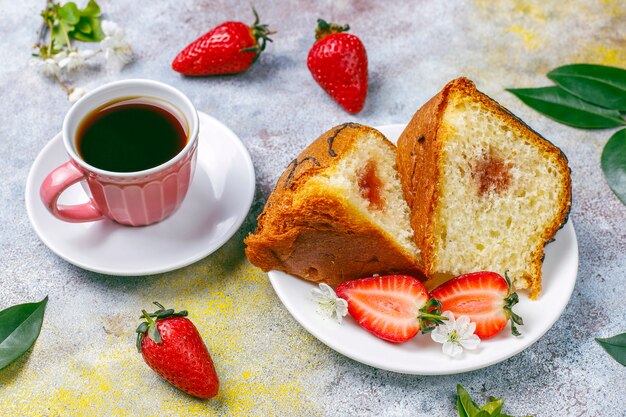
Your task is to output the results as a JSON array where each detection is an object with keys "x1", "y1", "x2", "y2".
[
  {"x1": 460, "y1": 334, "x2": 481, "y2": 350},
  {"x1": 68, "y1": 87, "x2": 86, "y2": 103},
  {"x1": 335, "y1": 298, "x2": 348, "y2": 317},
  {"x1": 431, "y1": 327, "x2": 449, "y2": 343},
  {"x1": 456, "y1": 315, "x2": 470, "y2": 329},
  {"x1": 318, "y1": 283, "x2": 336, "y2": 297},
  {"x1": 442, "y1": 310, "x2": 456, "y2": 326},
  {"x1": 442, "y1": 341, "x2": 462, "y2": 357}
]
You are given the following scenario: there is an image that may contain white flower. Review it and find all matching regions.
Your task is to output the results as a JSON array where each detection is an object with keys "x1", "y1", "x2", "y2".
[
  {"x1": 310, "y1": 283, "x2": 348, "y2": 324},
  {"x1": 431, "y1": 311, "x2": 480, "y2": 357},
  {"x1": 30, "y1": 57, "x2": 60, "y2": 78},
  {"x1": 68, "y1": 87, "x2": 86, "y2": 103},
  {"x1": 57, "y1": 50, "x2": 96, "y2": 72},
  {"x1": 100, "y1": 20, "x2": 132, "y2": 70}
]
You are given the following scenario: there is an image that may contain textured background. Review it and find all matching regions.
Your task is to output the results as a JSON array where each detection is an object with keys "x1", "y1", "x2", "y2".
[{"x1": 1, "y1": 1, "x2": 625, "y2": 416}]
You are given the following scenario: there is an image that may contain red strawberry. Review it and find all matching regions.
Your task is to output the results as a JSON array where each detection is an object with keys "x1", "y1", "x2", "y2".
[
  {"x1": 430, "y1": 272, "x2": 524, "y2": 339},
  {"x1": 336, "y1": 275, "x2": 447, "y2": 342},
  {"x1": 307, "y1": 19, "x2": 368, "y2": 113},
  {"x1": 172, "y1": 8, "x2": 274, "y2": 76},
  {"x1": 136, "y1": 302, "x2": 219, "y2": 399}
]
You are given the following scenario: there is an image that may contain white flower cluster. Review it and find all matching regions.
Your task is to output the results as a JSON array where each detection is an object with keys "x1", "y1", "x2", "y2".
[
  {"x1": 30, "y1": 20, "x2": 132, "y2": 102},
  {"x1": 431, "y1": 311, "x2": 481, "y2": 357},
  {"x1": 100, "y1": 20, "x2": 132, "y2": 70},
  {"x1": 310, "y1": 283, "x2": 348, "y2": 324}
]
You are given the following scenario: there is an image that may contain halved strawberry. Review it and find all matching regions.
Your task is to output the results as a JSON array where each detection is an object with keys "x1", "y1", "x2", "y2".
[
  {"x1": 430, "y1": 271, "x2": 523, "y2": 339},
  {"x1": 336, "y1": 275, "x2": 447, "y2": 343}
]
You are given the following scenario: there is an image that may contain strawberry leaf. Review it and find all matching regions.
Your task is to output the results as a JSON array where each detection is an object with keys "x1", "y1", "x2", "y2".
[
  {"x1": 595, "y1": 332, "x2": 626, "y2": 366},
  {"x1": 548, "y1": 64, "x2": 626, "y2": 111},
  {"x1": 601, "y1": 129, "x2": 626, "y2": 205},
  {"x1": 507, "y1": 86, "x2": 625, "y2": 129},
  {"x1": 148, "y1": 323, "x2": 162, "y2": 344},
  {"x1": 0, "y1": 297, "x2": 48, "y2": 370}
]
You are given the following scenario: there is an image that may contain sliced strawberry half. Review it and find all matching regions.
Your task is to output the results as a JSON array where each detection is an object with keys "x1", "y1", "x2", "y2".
[
  {"x1": 336, "y1": 275, "x2": 447, "y2": 343},
  {"x1": 430, "y1": 271, "x2": 524, "y2": 339}
]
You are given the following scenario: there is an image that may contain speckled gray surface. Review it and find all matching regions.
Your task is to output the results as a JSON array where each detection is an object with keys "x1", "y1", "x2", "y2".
[{"x1": 1, "y1": 1, "x2": 625, "y2": 416}]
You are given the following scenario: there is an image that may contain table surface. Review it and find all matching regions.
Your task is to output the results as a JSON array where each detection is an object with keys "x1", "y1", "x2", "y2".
[{"x1": 1, "y1": 1, "x2": 625, "y2": 416}]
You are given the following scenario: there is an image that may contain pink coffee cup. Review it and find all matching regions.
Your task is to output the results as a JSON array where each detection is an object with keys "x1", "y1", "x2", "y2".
[{"x1": 40, "y1": 79, "x2": 199, "y2": 226}]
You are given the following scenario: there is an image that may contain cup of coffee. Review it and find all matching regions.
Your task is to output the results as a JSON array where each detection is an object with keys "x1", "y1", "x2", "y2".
[{"x1": 40, "y1": 79, "x2": 199, "y2": 226}]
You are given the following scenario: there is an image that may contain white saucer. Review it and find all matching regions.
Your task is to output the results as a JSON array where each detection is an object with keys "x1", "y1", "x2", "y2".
[
  {"x1": 25, "y1": 112, "x2": 255, "y2": 275},
  {"x1": 268, "y1": 124, "x2": 578, "y2": 375}
]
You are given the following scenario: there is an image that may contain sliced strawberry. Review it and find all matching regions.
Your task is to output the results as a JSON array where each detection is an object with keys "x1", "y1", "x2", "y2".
[
  {"x1": 430, "y1": 271, "x2": 523, "y2": 339},
  {"x1": 336, "y1": 275, "x2": 446, "y2": 343}
]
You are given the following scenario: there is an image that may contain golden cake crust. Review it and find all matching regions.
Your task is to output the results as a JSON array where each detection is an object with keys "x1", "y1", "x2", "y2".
[
  {"x1": 245, "y1": 123, "x2": 425, "y2": 287},
  {"x1": 396, "y1": 77, "x2": 572, "y2": 298}
]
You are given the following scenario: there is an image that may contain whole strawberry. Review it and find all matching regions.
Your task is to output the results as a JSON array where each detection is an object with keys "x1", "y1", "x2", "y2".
[
  {"x1": 136, "y1": 302, "x2": 219, "y2": 399},
  {"x1": 172, "y1": 8, "x2": 274, "y2": 76},
  {"x1": 307, "y1": 19, "x2": 368, "y2": 113}
]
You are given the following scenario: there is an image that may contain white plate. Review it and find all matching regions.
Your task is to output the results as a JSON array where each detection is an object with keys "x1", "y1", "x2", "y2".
[
  {"x1": 25, "y1": 112, "x2": 255, "y2": 276},
  {"x1": 268, "y1": 124, "x2": 578, "y2": 375}
]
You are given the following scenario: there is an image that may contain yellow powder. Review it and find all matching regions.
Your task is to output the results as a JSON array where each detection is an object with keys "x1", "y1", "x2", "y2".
[
  {"x1": 507, "y1": 25, "x2": 542, "y2": 51},
  {"x1": 0, "y1": 245, "x2": 323, "y2": 416}
]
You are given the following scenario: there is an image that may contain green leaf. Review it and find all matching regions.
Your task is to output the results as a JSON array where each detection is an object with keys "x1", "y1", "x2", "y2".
[
  {"x1": 79, "y1": 0, "x2": 101, "y2": 17},
  {"x1": 147, "y1": 323, "x2": 162, "y2": 344},
  {"x1": 58, "y1": 2, "x2": 80, "y2": 25},
  {"x1": 0, "y1": 297, "x2": 48, "y2": 370},
  {"x1": 480, "y1": 397, "x2": 504, "y2": 415},
  {"x1": 457, "y1": 396, "x2": 470, "y2": 417},
  {"x1": 70, "y1": 16, "x2": 104, "y2": 42},
  {"x1": 601, "y1": 130, "x2": 626, "y2": 206},
  {"x1": 474, "y1": 412, "x2": 491, "y2": 417},
  {"x1": 507, "y1": 86, "x2": 626, "y2": 129},
  {"x1": 457, "y1": 385, "x2": 481, "y2": 416},
  {"x1": 595, "y1": 332, "x2": 626, "y2": 366},
  {"x1": 548, "y1": 64, "x2": 626, "y2": 111},
  {"x1": 51, "y1": 24, "x2": 68, "y2": 48},
  {"x1": 76, "y1": 19, "x2": 92, "y2": 34}
]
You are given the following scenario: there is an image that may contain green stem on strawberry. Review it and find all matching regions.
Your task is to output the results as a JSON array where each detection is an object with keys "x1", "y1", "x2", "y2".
[
  {"x1": 240, "y1": 5, "x2": 275, "y2": 60},
  {"x1": 315, "y1": 18, "x2": 350, "y2": 40},
  {"x1": 418, "y1": 298, "x2": 449, "y2": 334},
  {"x1": 136, "y1": 302, "x2": 189, "y2": 351},
  {"x1": 504, "y1": 272, "x2": 524, "y2": 336}
]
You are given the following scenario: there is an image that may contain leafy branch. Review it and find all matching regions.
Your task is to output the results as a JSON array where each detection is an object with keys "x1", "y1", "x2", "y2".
[
  {"x1": 35, "y1": 0, "x2": 104, "y2": 59},
  {"x1": 31, "y1": 0, "x2": 132, "y2": 102}
]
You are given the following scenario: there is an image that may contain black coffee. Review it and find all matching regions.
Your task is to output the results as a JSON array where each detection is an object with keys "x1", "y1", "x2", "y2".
[{"x1": 76, "y1": 97, "x2": 187, "y2": 172}]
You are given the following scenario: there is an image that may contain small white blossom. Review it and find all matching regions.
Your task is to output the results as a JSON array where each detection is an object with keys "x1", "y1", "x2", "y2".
[
  {"x1": 57, "y1": 49, "x2": 95, "y2": 72},
  {"x1": 100, "y1": 20, "x2": 132, "y2": 70},
  {"x1": 310, "y1": 283, "x2": 348, "y2": 324},
  {"x1": 68, "y1": 87, "x2": 86, "y2": 103},
  {"x1": 30, "y1": 57, "x2": 60, "y2": 78},
  {"x1": 431, "y1": 311, "x2": 480, "y2": 357}
]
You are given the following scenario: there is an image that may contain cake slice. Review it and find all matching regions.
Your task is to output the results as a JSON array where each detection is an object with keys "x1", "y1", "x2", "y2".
[
  {"x1": 245, "y1": 123, "x2": 424, "y2": 287},
  {"x1": 396, "y1": 78, "x2": 571, "y2": 298}
]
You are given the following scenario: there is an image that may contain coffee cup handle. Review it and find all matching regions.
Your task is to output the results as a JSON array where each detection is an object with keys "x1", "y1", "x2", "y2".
[{"x1": 40, "y1": 161, "x2": 105, "y2": 223}]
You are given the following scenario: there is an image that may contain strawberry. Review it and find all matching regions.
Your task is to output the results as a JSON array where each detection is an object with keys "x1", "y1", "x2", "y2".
[
  {"x1": 430, "y1": 272, "x2": 524, "y2": 339},
  {"x1": 172, "y1": 7, "x2": 274, "y2": 76},
  {"x1": 136, "y1": 302, "x2": 219, "y2": 399},
  {"x1": 336, "y1": 275, "x2": 447, "y2": 342},
  {"x1": 307, "y1": 19, "x2": 368, "y2": 113}
]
